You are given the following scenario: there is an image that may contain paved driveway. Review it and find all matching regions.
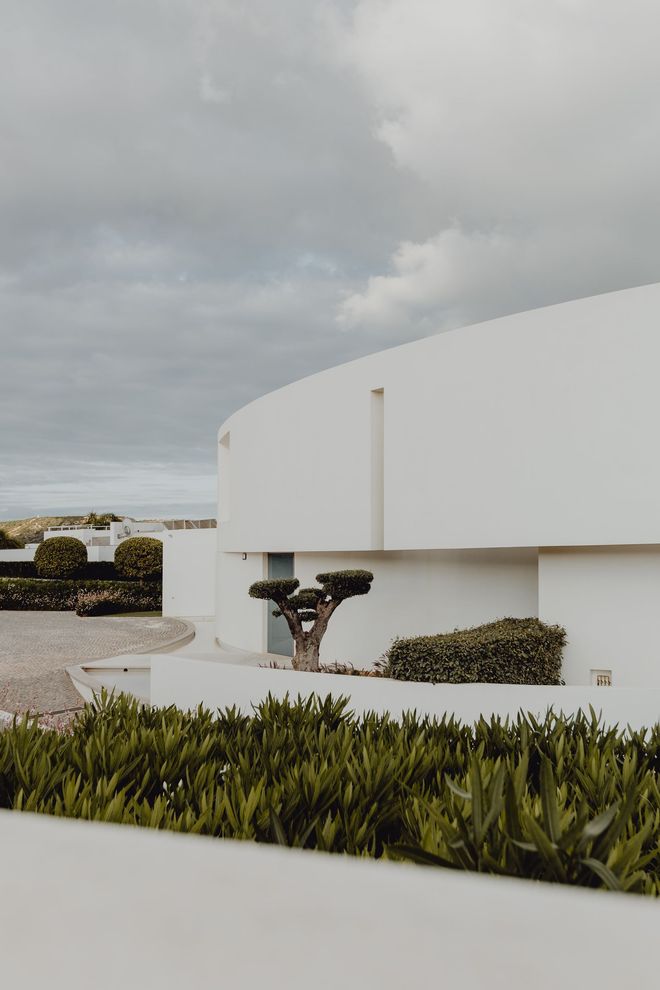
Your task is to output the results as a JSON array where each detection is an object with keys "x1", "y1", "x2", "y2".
[{"x1": 0, "y1": 611, "x2": 191, "y2": 714}]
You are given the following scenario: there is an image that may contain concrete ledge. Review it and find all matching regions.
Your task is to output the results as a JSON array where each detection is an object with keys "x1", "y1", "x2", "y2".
[
  {"x1": 151, "y1": 655, "x2": 660, "y2": 728},
  {"x1": 0, "y1": 810, "x2": 657, "y2": 989}
]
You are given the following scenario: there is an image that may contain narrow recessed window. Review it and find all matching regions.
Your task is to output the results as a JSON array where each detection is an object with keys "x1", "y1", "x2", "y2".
[
  {"x1": 591, "y1": 669, "x2": 612, "y2": 687},
  {"x1": 218, "y1": 432, "x2": 231, "y2": 522},
  {"x1": 371, "y1": 388, "x2": 384, "y2": 550}
]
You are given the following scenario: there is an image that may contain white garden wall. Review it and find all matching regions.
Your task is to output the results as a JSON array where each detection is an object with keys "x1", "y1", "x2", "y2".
[
  {"x1": 4, "y1": 811, "x2": 658, "y2": 990},
  {"x1": 162, "y1": 529, "x2": 217, "y2": 619},
  {"x1": 150, "y1": 654, "x2": 660, "y2": 729}
]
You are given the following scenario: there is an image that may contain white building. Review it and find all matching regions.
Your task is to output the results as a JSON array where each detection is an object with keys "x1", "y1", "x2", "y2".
[{"x1": 213, "y1": 283, "x2": 660, "y2": 688}]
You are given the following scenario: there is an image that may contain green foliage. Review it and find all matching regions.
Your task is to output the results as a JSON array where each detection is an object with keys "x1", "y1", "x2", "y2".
[
  {"x1": 385, "y1": 618, "x2": 565, "y2": 685},
  {"x1": 34, "y1": 537, "x2": 88, "y2": 579},
  {"x1": 0, "y1": 694, "x2": 658, "y2": 895},
  {"x1": 114, "y1": 537, "x2": 163, "y2": 580},
  {"x1": 83, "y1": 511, "x2": 121, "y2": 525},
  {"x1": 0, "y1": 578, "x2": 162, "y2": 612},
  {"x1": 316, "y1": 570, "x2": 374, "y2": 600},
  {"x1": 0, "y1": 561, "x2": 136, "y2": 580},
  {"x1": 0, "y1": 528, "x2": 20, "y2": 550},
  {"x1": 75, "y1": 585, "x2": 161, "y2": 616},
  {"x1": 249, "y1": 578, "x2": 300, "y2": 600}
]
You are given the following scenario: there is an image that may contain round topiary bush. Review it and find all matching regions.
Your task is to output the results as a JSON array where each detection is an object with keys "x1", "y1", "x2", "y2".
[
  {"x1": 34, "y1": 537, "x2": 88, "y2": 579},
  {"x1": 114, "y1": 536, "x2": 163, "y2": 581}
]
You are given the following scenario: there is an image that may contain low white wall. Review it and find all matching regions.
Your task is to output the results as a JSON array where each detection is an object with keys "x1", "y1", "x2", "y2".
[
  {"x1": 3, "y1": 811, "x2": 658, "y2": 990},
  {"x1": 150, "y1": 655, "x2": 660, "y2": 729},
  {"x1": 539, "y1": 547, "x2": 660, "y2": 688},
  {"x1": 216, "y1": 551, "x2": 266, "y2": 651},
  {"x1": 87, "y1": 546, "x2": 115, "y2": 562},
  {"x1": 162, "y1": 530, "x2": 218, "y2": 618},
  {"x1": 0, "y1": 548, "x2": 34, "y2": 561},
  {"x1": 217, "y1": 548, "x2": 539, "y2": 664}
]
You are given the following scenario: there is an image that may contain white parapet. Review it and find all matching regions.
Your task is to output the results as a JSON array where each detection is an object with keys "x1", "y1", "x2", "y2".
[
  {"x1": 150, "y1": 654, "x2": 660, "y2": 729},
  {"x1": 0, "y1": 810, "x2": 657, "y2": 989}
]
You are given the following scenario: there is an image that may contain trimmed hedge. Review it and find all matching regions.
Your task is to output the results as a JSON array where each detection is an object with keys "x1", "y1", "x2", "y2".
[
  {"x1": 385, "y1": 618, "x2": 565, "y2": 685},
  {"x1": 1, "y1": 694, "x2": 659, "y2": 895},
  {"x1": 0, "y1": 561, "x2": 141, "y2": 581},
  {"x1": 35, "y1": 537, "x2": 87, "y2": 579},
  {"x1": 0, "y1": 578, "x2": 161, "y2": 613},
  {"x1": 75, "y1": 586, "x2": 161, "y2": 617},
  {"x1": 115, "y1": 537, "x2": 163, "y2": 580}
]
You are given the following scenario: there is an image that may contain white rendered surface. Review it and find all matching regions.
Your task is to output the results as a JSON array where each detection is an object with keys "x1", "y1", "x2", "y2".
[
  {"x1": 219, "y1": 284, "x2": 660, "y2": 554},
  {"x1": 162, "y1": 529, "x2": 217, "y2": 618},
  {"x1": 2, "y1": 811, "x2": 657, "y2": 990},
  {"x1": 150, "y1": 656, "x2": 660, "y2": 729},
  {"x1": 218, "y1": 548, "x2": 537, "y2": 660},
  {"x1": 295, "y1": 548, "x2": 538, "y2": 665},
  {"x1": 214, "y1": 284, "x2": 660, "y2": 683},
  {"x1": 539, "y1": 547, "x2": 660, "y2": 687},
  {"x1": 0, "y1": 548, "x2": 34, "y2": 561},
  {"x1": 216, "y1": 550, "x2": 267, "y2": 651}
]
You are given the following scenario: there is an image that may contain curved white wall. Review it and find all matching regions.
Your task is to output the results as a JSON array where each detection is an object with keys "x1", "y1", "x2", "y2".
[
  {"x1": 219, "y1": 283, "x2": 660, "y2": 554},
  {"x1": 216, "y1": 284, "x2": 660, "y2": 684}
]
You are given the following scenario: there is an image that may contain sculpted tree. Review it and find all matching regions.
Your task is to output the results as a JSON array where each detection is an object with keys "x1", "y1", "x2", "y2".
[{"x1": 249, "y1": 569, "x2": 374, "y2": 672}]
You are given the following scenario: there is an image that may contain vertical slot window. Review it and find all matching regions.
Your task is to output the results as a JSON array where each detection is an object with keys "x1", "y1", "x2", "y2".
[{"x1": 371, "y1": 388, "x2": 384, "y2": 550}]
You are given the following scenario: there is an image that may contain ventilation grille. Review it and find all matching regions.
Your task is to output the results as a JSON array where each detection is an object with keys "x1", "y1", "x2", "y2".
[{"x1": 591, "y1": 669, "x2": 612, "y2": 687}]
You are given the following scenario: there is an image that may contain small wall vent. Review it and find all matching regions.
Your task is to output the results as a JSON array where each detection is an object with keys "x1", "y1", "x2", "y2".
[{"x1": 591, "y1": 669, "x2": 612, "y2": 687}]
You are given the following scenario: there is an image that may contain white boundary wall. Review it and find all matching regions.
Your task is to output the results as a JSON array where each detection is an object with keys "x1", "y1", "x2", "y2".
[
  {"x1": 3, "y1": 811, "x2": 658, "y2": 990},
  {"x1": 151, "y1": 656, "x2": 660, "y2": 729}
]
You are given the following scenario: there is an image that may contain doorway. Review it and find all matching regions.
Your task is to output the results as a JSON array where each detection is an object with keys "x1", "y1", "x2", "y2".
[{"x1": 267, "y1": 553, "x2": 294, "y2": 656}]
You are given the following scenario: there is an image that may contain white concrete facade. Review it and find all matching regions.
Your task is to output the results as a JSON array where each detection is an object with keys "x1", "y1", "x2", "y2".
[
  {"x1": 162, "y1": 529, "x2": 217, "y2": 619},
  {"x1": 213, "y1": 284, "x2": 660, "y2": 687}
]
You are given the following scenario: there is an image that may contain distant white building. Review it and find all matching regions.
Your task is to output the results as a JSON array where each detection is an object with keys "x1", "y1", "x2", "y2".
[
  {"x1": 1, "y1": 518, "x2": 215, "y2": 564},
  {"x1": 209, "y1": 283, "x2": 660, "y2": 688}
]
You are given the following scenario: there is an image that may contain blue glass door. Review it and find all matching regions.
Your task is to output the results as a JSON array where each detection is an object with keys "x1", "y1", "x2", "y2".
[{"x1": 267, "y1": 553, "x2": 294, "y2": 656}]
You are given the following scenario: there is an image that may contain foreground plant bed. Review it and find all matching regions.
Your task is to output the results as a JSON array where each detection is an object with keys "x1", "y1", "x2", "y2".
[{"x1": 1, "y1": 694, "x2": 658, "y2": 895}]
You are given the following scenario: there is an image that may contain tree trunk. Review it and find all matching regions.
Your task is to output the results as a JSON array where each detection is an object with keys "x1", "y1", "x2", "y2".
[{"x1": 292, "y1": 637, "x2": 320, "y2": 672}]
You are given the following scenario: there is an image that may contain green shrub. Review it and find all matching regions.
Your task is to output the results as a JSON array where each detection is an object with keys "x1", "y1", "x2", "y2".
[
  {"x1": 34, "y1": 537, "x2": 87, "y2": 579},
  {"x1": 0, "y1": 561, "x2": 136, "y2": 580},
  {"x1": 75, "y1": 585, "x2": 161, "y2": 616},
  {"x1": 0, "y1": 578, "x2": 162, "y2": 612},
  {"x1": 114, "y1": 537, "x2": 163, "y2": 580},
  {"x1": 384, "y1": 618, "x2": 565, "y2": 685},
  {"x1": 0, "y1": 694, "x2": 658, "y2": 895},
  {"x1": 0, "y1": 528, "x2": 20, "y2": 549}
]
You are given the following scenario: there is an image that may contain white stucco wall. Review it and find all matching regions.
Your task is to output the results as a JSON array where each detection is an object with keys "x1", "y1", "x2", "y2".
[
  {"x1": 162, "y1": 529, "x2": 217, "y2": 619},
  {"x1": 295, "y1": 548, "x2": 539, "y2": 665},
  {"x1": 150, "y1": 655, "x2": 660, "y2": 729},
  {"x1": 216, "y1": 551, "x2": 266, "y2": 651},
  {"x1": 219, "y1": 284, "x2": 660, "y2": 554},
  {"x1": 0, "y1": 548, "x2": 34, "y2": 561},
  {"x1": 539, "y1": 546, "x2": 660, "y2": 687},
  {"x1": 4, "y1": 811, "x2": 658, "y2": 990},
  {"x1": 216, "y1": 548, "x2": 538, "y2": 660}
]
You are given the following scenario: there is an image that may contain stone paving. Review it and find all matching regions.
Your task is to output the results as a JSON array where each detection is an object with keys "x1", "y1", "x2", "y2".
[{"x1": 0, "y1": 611, "x2": 190, "y2": 714}]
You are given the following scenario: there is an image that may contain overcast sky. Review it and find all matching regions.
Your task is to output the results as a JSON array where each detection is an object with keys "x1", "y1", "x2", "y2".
[{"x1": 2, "y1": 0, "x2": 660, "y2": 519}]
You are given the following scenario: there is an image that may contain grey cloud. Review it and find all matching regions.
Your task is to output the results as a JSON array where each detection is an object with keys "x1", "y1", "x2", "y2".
[{"x1": 2, "y1": 0, "x2": 660, "y2": 515}]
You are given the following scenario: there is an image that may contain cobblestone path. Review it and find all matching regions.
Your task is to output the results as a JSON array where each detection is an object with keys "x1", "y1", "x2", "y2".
[{"x1": 0, "y1": 611, "x2": 190, "y2": 714}]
